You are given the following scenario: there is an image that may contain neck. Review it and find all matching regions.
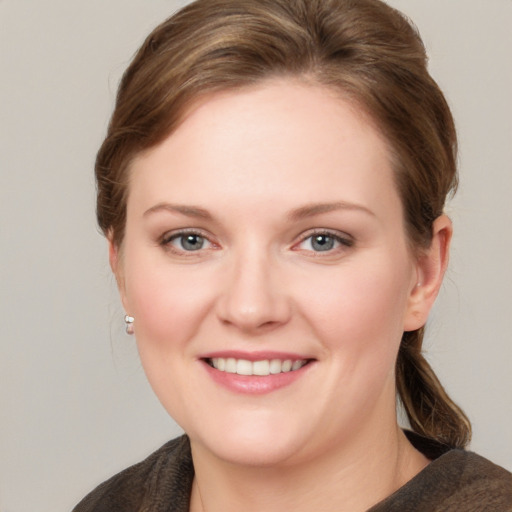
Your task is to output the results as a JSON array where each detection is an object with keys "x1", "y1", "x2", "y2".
[{"x1": 189, "y1": 424, "x2": 429, "y2": 512}]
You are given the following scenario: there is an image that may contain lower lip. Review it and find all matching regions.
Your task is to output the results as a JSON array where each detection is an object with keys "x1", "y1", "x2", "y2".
[{"x1": 201, "y1": 360, "x2": 314, "y2": 395}]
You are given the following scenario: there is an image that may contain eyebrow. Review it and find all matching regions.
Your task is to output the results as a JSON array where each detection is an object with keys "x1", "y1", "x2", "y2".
[
  {"x1": 143, "y1": 200, "x2": 375, "y2": 221},
  {"x1": 287, "y1": 201, "x2": 375, "y2": 221},
  {"x1": 143, "y1": 203, "x2": 212, "y2": 219}
]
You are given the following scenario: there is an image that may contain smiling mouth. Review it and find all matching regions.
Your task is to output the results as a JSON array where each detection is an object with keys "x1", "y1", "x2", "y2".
[{"x1": 205, "y1": 357, "x2": 311, "y2": 376}]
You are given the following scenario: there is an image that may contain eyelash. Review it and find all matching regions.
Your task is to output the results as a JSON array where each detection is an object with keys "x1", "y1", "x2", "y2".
[
  {"x1": 159, "y1": 228, "x2": 354, "y2": 255},
  {"x1": 294, "y1": 229, "x2": 354, "y2": 254},
  {"x1": 160, "y1": 229, "x2": 216, "y2": 254}
]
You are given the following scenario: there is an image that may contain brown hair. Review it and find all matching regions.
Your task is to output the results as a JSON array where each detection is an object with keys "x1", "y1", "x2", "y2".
[{"x1": 96, "y1": 0, "x2": 471, "y2": 448}]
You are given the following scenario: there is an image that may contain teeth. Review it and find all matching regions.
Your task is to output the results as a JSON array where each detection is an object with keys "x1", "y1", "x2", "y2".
[
  {"x1": 225, "y1": 358, "x2": 237, "y2": 373},
  {"x1": 210, "y1": 357, "x2": 307, "y2": 376},
  {"x1": 292, "y1": 360, "x2": 303, "y2": 371},
  {"x1": 253, "y1": 360, "x2": 270, "y2": 376},
  {"x1": 282, "y1": 360, "x2": 293, "y2": 372},
  {"x1": 236, "y1": 359, "x2": 252, "y2": 375}
]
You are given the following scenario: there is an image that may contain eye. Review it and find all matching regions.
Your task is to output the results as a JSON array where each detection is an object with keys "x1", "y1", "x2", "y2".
[
  {"x1": 161, "y1": 230, "x2": 213, "y2": 252},
  {"x1": 307, "y1": 234, "x2": 337, "y2": 252},
  {"x1": 176, "y1": 233, "x2": 207, "y2": 251},
  {"x1": 296, "y1": 231, "x2": 353, "y2": 253}
]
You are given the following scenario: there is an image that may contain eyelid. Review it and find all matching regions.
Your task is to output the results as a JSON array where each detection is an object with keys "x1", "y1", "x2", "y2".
[
  {"x1": 160, "y1": 227, "x2": 209, "y2": 242},
  {"x1": 293, "y1": 228, "x2": 354, "y2": 251},
  {"x1": 158, "y1": 227, "x2": 353, "y2": 255},
  {"x1": 159, "y1": 228, "x2": 218, "y2": 253}
]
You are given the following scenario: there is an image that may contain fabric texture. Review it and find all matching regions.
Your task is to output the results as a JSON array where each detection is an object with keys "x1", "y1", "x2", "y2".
[{"x1": 73, "y1": 433, "x2": 512, "y2": 512}]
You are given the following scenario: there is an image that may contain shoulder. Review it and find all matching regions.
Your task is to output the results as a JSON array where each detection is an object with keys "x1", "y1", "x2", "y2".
[
  {"x1": 436, "y1": 450, "x2": 512, "y2": 511},
  {"x1": 72, "y1": 435, "x2": 194, "y2": 512},
  {"x1": 371, "y1": 437, "x2": 512, "y2": 512}
]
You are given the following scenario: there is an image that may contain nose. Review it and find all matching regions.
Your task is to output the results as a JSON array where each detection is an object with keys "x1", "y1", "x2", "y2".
[{"x1": 216, "y1": 250, "x2": 292, "y2": 334}]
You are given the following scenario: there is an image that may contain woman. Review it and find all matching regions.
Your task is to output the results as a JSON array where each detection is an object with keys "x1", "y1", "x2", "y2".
[{"x1": 74, "y1": 0, "x2": 511, "y2": 510}]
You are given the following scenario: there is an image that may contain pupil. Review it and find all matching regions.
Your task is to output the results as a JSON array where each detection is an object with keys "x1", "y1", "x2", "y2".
[
  {"x1": 182, "y1": 234, "x2": 204, "y2": 251},
  {"x1": 312, "y1": 235, "x2": 334, "y2": 251}
]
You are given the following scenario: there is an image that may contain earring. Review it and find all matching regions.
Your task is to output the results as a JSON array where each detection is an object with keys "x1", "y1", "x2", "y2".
[{"x1": 124, "y1": 314, "x2": 135, "y2": 335}]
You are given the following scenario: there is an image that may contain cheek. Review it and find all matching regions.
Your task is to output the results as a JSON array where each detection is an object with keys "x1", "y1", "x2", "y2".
[
  {"x1": 123, "y1": 250, "x2": 216, "y2": 353},
  {"x1": 121, "y1": 251, "x2": 219, "y2": 424},
  {"x1": 297, "y1": 254, "x2": 413, "y2": 363}
]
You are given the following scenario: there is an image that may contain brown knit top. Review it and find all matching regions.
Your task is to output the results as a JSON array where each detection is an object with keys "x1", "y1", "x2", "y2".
[{"x1": 73, "y1": 433, "x2": 512, "y2": 512}]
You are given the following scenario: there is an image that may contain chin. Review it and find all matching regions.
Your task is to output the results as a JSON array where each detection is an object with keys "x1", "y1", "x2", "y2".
[
  {"x1": 187, "y1": 412, "x2": 312, "y2": 468},
  {"x1": 208, "y1": 437, "x2": 303, "y2": 468}
]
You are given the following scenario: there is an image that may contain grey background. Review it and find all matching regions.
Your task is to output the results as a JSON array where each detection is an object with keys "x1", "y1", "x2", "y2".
[{"x1": 1, "y1": 1, "x2": 510, "y2": 511}]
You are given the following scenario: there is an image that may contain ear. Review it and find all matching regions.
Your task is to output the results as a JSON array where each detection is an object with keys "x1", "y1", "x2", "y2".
[
  {"x1": 403, "y1": 215, "x2": 452, "y2": 332},
  {"x1": 108, "y1": 235, "x2": 129, "y2": 311}
]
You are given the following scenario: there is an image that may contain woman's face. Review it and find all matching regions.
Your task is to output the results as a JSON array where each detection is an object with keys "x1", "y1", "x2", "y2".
[{"x1": 116, "y1": 80, "x2": 428, "y2": 467}]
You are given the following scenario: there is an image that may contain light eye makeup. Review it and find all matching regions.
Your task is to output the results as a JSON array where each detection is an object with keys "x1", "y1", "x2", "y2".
[
  {"x1": 157, "y1": 227, "x2": 354, "y2": 258},
  {"x1": 294, "y1": 229, "x2": 354, "y2": 255},
  {"x1": 160, "y1": 228, "x2": 217, "y2": 254}
]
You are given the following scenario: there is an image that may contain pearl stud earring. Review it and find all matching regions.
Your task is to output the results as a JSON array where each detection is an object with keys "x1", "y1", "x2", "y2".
[{"x1": 124, "y1": 315, "x2": 135, "y2": 335}]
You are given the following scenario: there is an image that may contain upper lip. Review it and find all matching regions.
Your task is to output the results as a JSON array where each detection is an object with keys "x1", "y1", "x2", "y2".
[{"x1": 199, "y1": 350, "x2": 315, "y2": 362}]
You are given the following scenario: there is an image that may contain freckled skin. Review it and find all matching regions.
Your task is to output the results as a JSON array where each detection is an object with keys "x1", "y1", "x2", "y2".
[{"x1": 113, "y1": 81, "x2": 445, "y2": 495}]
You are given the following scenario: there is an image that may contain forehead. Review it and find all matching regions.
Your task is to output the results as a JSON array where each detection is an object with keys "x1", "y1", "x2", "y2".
[{"x1": 128, "y1": 80, "x2": 400, "y2": 221}]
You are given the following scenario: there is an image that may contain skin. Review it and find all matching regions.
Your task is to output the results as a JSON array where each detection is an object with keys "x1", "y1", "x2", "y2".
[{"x1": 110, "y1": 80, "x2": 452, "y2": 512}]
